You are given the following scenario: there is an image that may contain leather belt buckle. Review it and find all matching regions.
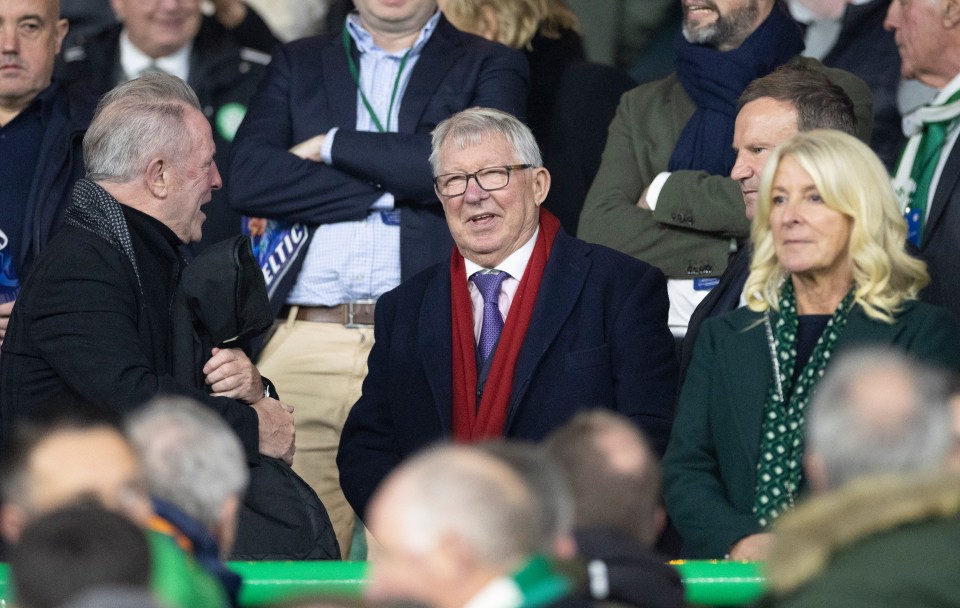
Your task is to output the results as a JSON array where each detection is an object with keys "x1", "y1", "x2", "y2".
[{"x1": 344, "y1": 299, "x2": 376, "y2": 328}]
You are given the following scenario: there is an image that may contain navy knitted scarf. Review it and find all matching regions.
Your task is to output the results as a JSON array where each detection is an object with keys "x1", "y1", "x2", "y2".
[{"x1": 669, "y1": 3, "x2": 804, "y2": 174}]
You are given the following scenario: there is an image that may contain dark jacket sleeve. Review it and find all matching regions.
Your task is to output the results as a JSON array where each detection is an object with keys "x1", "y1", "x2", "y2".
[
  {"x1": 22, "y1": 238, "x2": 260, "y2": 461},
  {"x1": 227, "y1": 27, "x2": 528, "y2": 224},
  {"x1": 609, "y1": 261, "x2": 678, "y2": 454},
  {"x1": 662, "y1": 318, "x2": 762, "y2": 557}
]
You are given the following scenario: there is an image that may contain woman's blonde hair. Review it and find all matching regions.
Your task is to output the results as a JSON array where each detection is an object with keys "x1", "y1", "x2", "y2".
[
  {"x1": 441, "y1": 0, "x2": 580, "y2": 49},
  {"x1": 442, "y1": 0, "x2": 542, "y2": 49},
  {"x1": 744, "y1": 130, "x2": 928, "y2": 323}
]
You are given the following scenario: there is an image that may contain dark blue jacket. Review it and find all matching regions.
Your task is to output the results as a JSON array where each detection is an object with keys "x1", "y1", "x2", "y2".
[
  {"x1": 17, "y1": 80, "x2": 97, "y2": 280},
  {"x1": 337, "y1": 230, "x2": 679, "y2": 519},
  {"x1": 227, "y1": 15, "x2": 529, "y2": 307}
]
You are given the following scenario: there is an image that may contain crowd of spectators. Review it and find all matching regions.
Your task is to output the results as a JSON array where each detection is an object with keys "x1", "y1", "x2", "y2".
[{"x1": 2, "y1": 0, "x2": 960, "y2": 606}]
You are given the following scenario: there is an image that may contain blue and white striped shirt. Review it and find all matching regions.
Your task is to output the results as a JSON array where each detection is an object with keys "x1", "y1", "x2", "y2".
[{"x1": 286, "y1": 11, "x2": 441, "y2": 306}]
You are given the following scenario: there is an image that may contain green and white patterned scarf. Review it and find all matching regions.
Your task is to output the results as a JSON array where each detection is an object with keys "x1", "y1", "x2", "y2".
[{"x1": 754, "y1": 280, "x2": 855, "y2": 527}]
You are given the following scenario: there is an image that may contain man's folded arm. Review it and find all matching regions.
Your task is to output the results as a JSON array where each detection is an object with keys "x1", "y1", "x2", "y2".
[{"x1": 228, "y1": 44, "x2": 383, "y2": 223}]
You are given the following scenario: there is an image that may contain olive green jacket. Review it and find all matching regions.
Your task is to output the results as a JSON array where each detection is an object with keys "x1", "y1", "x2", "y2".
[{"x1": 577, "y1": 56, "x2": 873, "y2": 279}]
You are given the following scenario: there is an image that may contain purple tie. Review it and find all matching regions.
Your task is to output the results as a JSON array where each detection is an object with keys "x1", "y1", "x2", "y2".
[{"x1": 471, "y1": 271, "x2": 507, "y2": 365}]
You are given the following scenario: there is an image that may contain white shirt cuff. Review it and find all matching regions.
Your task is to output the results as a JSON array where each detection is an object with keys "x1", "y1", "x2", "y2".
[
  {"x1": 320, "y1": 126, "x2": 339, "y2": 165},
  {"x1": 645, "y1": 172, "x2": 672, "y2": 211}
]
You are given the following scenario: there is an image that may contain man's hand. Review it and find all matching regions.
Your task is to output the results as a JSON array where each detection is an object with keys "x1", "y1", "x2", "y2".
[
  {"x1": 251, "y1": 397, "x2": 295, "y2": 465},
  {"x1": 728, "y1": 532, "x2": 774, "y2": 561},
  {"x1": 636, "y1": 186, "x2": 651, "y2": 210},
  {"x1": 0, "y1": 299, "x2": 14, "y2": 344},
  {"x1": 204, "y1": 347, "x2": 263, "y2": 404},
  {"x1": 210, "y1": 0, "x2": 248, "y2": 29},
  {"x1": 289, "y1": 134, "x2": 327, "y2": 163}
]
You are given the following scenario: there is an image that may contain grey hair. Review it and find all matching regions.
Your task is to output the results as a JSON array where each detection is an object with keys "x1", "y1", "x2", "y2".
[
  {"x1": 478, "y1": 440, "x2": 574, "y2": 553},
  {"x1": 806, "y1": 347, "x2": 953, "y2": 491},
  {"x1": 395, "y1": 445, "x2": 541, "y2": 565},
  {"x1": 84, "y1": 73, "x2": 202, "y2": 183},
  {"x1": 429, "y1": 107, "x2": 542, "y2": 175},
  {"x1": 125, "y1": 397, "x2": 248, "y2": 530}
]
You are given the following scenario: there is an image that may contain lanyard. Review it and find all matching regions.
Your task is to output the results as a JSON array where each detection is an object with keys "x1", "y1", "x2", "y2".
[{"x1": 342, "y1": 22, "x2": 412, "y2": 134}]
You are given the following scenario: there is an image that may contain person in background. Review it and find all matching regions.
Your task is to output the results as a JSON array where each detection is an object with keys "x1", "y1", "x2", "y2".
[
  {"x1": 437, "y1": 0, "x2": 585, "y2": 144},
  {"x1": 545, "y1": 410, "x2": 685, "y2": 608},
  {"x1": 365, "y1": 445, "x2": 592, "y2": 608},
  {"x1": 228, "y1": 0, "x2": 528, "y2": 556},
  {"x1": 885, "y1": 0, "x2": 960, "y2": 327},
  {"x1": 127, "y1": 397, "x2": 251, "y2": 607},
  {"x1": 663, "y1": 129, "x2": 960, "y2": 560},
  {"x1": 679, "y1": 62, "x2": 858, "y2": 385},
  {"x1": 9, "y1": 504, "x2": 154, "y2": 608},
  {"x1": 787, "y1": 0, "x2": 903, "y2": 168},
  {"x1": 0, "y1": 411, "x2": 229, "y2": 607},
  {"x1": 337, "y1": 107, "x2": 678, "y2": 521},
  {"x1": 761, "y1": 347, "x2": 960, "y2": 607},
  {"x1": 57, "y1": 0, "x2": 278, "y2": 251},
  {"x1": 578, "y1": 0, "x2": 873, "y2": 339},
  {"x1": 0, "y1": 0, "x2": 98, "y2": 350}
]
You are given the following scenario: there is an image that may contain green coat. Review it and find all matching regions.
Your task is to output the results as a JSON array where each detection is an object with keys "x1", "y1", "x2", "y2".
[
  {"x1": 577, "y1": 57, "x2": 873, "y2": 279},
  {"x1": 661, "y1": 300, "x2": 960, "y2": 558},
  {"x1": 762, "y1": 475, "x2": 960, "y2": 608}
]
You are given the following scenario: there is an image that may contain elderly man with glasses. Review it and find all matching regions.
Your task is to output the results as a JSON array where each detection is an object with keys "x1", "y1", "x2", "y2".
[{"x1": 337, "y1": 107, "x2": 679, "y2": 521}]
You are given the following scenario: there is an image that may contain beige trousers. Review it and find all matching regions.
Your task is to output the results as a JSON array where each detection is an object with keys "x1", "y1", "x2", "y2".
[{"x1": 256, "y1": 308, "x2": 374, "y2": 557}]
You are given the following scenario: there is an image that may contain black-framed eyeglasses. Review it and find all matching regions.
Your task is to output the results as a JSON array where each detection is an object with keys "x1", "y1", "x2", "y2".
[{"x1": 433, "y1": 164, "x2": 533, "y2": 197}]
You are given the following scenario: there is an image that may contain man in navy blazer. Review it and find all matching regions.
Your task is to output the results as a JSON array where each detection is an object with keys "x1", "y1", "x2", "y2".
[
  {"x1": 337, "y1": 108, "x2": 679, "y2": 520},
  {"x1": 227, "y1": 0, "x2": 528, "y2": 555}
]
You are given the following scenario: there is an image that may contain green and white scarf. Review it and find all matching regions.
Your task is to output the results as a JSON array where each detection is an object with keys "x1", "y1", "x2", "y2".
[{"x1": 754, "y1": 280, "x2": 855, "y2": 527}]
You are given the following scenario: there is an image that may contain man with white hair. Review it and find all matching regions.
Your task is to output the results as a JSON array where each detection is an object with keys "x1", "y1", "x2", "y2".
[
  {"x1": 127, "y1": 397, "x2": 249, "y2": 606},
  {"x1": 0, "y1": 74, "x2": 294, "y2": 467},
  {"x1": 762, "y1": 348, "x2": 960, "y2": 607},
  {"x1": 365, "y1": 444, "x2": 591, "y2": 608},
  {"x1": 885, "y1": 0, "x2": 960, "y2": 325}
]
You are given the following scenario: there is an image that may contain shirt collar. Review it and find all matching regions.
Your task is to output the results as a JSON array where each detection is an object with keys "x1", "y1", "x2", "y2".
[
  {"x1": 464, "y1": 226, "x2": 540, "y2": 281},
  {"x1": 23, "y1": 79, "x2": 60, "y2": 125},
  {"x1": 345, "y1": 9, "x2": 440, "y2": 57},
  {"x1": 788, "y1": 0, "x2": 870, "y2": 23},
  {"x1": 119, "y1": 29, "x2": 193, "y2": 82}
]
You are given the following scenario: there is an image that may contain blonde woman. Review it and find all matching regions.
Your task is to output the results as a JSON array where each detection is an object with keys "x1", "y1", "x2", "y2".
[{"x1": 662, "y1": 130, "x2": 960, "y2": 561}]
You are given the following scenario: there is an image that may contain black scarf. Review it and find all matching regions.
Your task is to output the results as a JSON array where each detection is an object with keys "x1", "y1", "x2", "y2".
[
  {"x1": 65, "y1": 178, "x2": 144, "y2": 293},
  {"x1": 669, "y1": 3, "x2": 805, "y2": 174}
]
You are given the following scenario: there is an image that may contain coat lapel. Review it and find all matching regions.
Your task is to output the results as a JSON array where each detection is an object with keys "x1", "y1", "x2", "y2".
[
  {"x1": 419, "y1": 267, "x2": 454, "y2": 434},
  {"x1": 398, "y1": 17, "x2": 461, "y2": 131},
  {"x1": 724, "y1": 315, "x2": 773, "y2": 463},
  {"x1": 321, "y1": 32, "x2": 359, "y2": 127},
  {"x1": 505, "y1": 233, "x2": 589, "y2": 429},
  {"x1": 924, "y1": 140, "x2": 960, "y2": 247}
]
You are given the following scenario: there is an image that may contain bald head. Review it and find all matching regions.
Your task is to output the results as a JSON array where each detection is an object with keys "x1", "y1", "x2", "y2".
[
  {"x1": 806, "y1": 348, "x2": 953, "y2": 492},
  {"x1": 0, "y1": 0, "x2": 68, "y2": 121},
  {"x1": 1, "y1": 423, "x2": 152, "y2": 543},
  {"x1": 366, "y1": 445, "x2": 541, "y2": 608}
]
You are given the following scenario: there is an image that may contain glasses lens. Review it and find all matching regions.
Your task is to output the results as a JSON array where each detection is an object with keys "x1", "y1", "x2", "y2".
[
  {"x1": 476, "y1": 168, "x2": 510, "y2": 191},
  {"x1": 438, "y1": 174, "x2": 467, "y2": 196}
]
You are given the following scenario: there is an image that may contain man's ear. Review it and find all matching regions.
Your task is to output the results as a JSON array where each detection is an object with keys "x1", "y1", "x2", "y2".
[
  {"x1": 146, "y1": 158, "x2": 169, "y2": 198},
  {"x1": 1, "y1": 503, "x2": 26, "y2": 545},
  {"x1": 55, "y1": 19, "x2": 69, "y2": 53},
  {"x1": 533, "y1": 167, "x2": 551, "y2": 205},
  {"x1": 945, "y1": 0, "x2": 960, "y2": 28}
]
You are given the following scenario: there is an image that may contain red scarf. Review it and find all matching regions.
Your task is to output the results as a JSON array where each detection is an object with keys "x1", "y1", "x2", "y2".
[{"x1": 450, "y1": 208, "x2": 560, "y2": 441}]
